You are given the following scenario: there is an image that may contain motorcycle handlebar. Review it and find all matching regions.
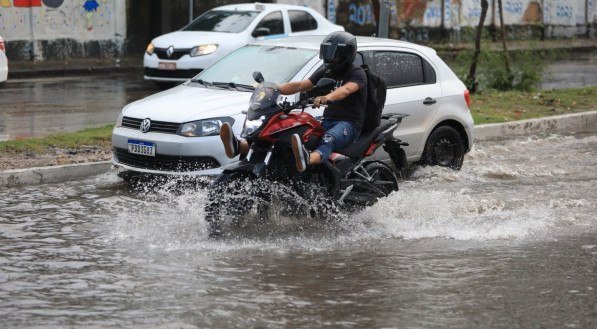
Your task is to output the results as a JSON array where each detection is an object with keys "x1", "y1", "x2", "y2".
[{"x1": 281, "y1": 97, "x2": 335, "y2": 113}]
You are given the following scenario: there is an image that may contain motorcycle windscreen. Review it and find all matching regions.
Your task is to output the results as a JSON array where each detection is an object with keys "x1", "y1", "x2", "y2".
[{"x1": 247, "y1": 82, "x2": 281, "y2": 120}]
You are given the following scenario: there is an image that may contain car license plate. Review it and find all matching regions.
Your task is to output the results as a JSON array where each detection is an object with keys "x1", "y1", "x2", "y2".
[
  {"x1": 158, "y1": 62, "x2": 176, "y2": 70},
  {"x1": 128, "y1": 140, "x2": 156, "y2": 157}
]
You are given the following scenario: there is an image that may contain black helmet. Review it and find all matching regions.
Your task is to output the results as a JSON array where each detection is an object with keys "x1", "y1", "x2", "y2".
[{"x1": 320, "y1": 31, "x2": 357, "y2": 74}]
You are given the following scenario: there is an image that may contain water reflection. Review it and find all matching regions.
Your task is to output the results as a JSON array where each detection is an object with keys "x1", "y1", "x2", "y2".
[{"x1": 0, "y1": 73, "x2": 159, "y2": 140}]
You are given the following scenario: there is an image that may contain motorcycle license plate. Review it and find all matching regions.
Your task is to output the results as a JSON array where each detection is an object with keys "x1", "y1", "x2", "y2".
[
  {"x1": 158, "y1": 62, "x2": 176, "y2": 70},
  {"x1": 128, "y1": 140, "x2": 155, "y2": 157}
]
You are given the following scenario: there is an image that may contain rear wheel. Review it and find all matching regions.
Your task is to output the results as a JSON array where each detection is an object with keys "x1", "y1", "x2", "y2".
[
  {"x1": 422, "y1": 126, "x2": 465, "y2": 170},
  {"x1": 364, "y1": 162, "x2": 399, "y2": 196},
  {"x1": 343, "y1": 161, "x2": 398, "y2": 210}
]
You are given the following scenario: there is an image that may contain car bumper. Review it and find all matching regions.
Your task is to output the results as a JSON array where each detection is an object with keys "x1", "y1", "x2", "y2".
[
  {"x1": 143, "y1": 52, "x2": 219, "y2": 82},
  {"x1": 112, "y1": 126, "x2": 237, "y2": 176}
]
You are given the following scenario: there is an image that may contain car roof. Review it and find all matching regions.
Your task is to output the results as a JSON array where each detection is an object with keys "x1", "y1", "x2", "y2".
[
  {"x1": 214, "y1": 3, "x2": 319, "y2": 12},
  {"x1": 253, "y1": 35, "x2": 437, "y2": 56}
]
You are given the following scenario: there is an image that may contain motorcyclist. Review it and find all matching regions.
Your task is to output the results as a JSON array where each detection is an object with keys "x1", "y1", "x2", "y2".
[{"x1": 219, "y1": 31, "x2": 367, "y2": 172}]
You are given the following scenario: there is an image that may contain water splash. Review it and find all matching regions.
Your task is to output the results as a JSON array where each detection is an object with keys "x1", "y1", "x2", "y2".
[{"x1": 98, "y1": 133, "x2": 597, "y2": 250}]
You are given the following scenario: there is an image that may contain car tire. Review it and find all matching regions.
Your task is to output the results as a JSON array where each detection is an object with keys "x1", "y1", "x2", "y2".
[{"x1": 421, "y1": 125, "x2": 465, "y2": 170}]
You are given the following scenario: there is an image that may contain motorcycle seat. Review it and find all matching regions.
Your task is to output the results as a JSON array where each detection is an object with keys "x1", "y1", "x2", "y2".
[{"x1": 335, "y1": 119, "x2": 393, "y2": 158}]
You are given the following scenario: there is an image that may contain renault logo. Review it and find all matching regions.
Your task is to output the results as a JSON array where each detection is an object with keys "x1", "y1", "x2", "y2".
[
  {"x1": 140, "y1": 118, "x2": 151, "y2": 133},
  {"x1": 166, "y1": 46, "x2": 174, "y2": 58}
]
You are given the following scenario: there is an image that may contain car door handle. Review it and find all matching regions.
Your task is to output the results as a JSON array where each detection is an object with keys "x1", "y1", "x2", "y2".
[{"x1": 423, "y1": 97, "x2": 437, "y2": 105}]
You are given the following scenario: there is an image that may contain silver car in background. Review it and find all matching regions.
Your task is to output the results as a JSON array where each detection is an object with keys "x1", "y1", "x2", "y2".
[{"x1": 112, "y1": 36, "x2": 474, "y2": 178}]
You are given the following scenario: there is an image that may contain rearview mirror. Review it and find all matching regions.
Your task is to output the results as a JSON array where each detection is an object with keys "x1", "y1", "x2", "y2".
[
  {"x1": 253, "y1": 71, "x2": 265, "y2": 83},
  {"x1": 315, "y1": 78, "x2": 336, "y2": 92},
  {"x1": 252, "y1": 27, "x2": 271, "y2": 38}
]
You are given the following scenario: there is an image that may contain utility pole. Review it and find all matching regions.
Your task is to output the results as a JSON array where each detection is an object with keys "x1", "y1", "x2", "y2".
[
  {"x1": 189, "y1": 0, "x2": 194, "y2": 24},
  {"x1": 378, "y1": 0, "x2": 390, "y2": 38}
]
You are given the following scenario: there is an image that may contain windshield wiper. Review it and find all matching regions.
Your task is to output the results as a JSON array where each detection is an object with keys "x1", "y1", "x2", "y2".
[
  {"x1": 229, "y1": 82, "x2": 255, "y2": 91},
  {"x1": 190, "y1": 78, "x2": 212, "y2": 88},
  {"x1": 192, "y1": 79, "x2": 228, "y2": 89},
  {"x1": 211, "y1": 81, "x2": 255, "y2": 91}
]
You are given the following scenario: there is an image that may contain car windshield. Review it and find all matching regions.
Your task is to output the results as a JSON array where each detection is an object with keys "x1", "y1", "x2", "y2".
[
  {"x1": 196, "y1": 45, "x2": 318, "y2": 87},
  {"x1": 182, "y1": 10, "x2": 259, "y2": 33}
]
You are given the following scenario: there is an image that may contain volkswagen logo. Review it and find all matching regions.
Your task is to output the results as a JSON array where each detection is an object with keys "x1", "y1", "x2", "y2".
[
  {"x1": 166, "y1": 46, "x2": 174, "y2": 58},
  {"x1": 140, "y1": 118, "x2": 151, "y2": 133}
]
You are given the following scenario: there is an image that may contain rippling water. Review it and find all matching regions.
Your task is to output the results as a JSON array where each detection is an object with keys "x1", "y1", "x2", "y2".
[{"x1": 1, "y1": 134, "x2": 596, "y2": 328}]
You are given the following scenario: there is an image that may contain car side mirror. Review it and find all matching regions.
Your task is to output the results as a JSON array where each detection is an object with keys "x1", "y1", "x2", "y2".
[
  {"x1": 253, "y1": 71, "x2": 265, "y2": 83},
  {"x1": 252, "y1": 27, "x2": 271, "y2": 38}
]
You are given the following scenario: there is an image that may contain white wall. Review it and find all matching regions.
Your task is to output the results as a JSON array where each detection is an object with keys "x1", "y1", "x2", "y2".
[{"x1": 0, "y1": 0, "x2": 126, "y2": 42}]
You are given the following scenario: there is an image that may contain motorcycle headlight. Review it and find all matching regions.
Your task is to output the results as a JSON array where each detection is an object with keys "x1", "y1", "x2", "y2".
[
  {"x1": 190, "y1": 44, "x2": 218, "y2": 57},
  {"x1": 146, "y1": 42, "x2": 155, "y2": 55},
  {"x1": 241, "y1": 116, "x2": 266, "y2": 138},
  {"x1": 178, "y1": 117, "x2": 234, "y2": 137}
]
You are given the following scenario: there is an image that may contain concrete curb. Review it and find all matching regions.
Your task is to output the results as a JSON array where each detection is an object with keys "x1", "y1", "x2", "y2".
[
  {"x1": 0, "y1": 161, "x2": 112, "y2": 187},
  {"x1": 1, "y1": 111, "x2": 596, "y2": 188},
  {"x1": 474, "y1": 110, "x2": 597, "y2": 140}
]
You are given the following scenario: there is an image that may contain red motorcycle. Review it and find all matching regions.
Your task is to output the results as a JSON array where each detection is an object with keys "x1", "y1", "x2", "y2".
[{"x1": 205, "y1": 72, "x2": 408, "y2": 238}]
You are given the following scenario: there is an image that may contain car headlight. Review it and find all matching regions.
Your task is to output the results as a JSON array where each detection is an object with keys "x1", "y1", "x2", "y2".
[
  {"x1": 146, "y1": 42, "x2": 155, "y2": 55},
  {"x1": 178, "y1": 117, "x2": 234, "y2": 137},
  {"x1": 190, "y1": 44, "x2": 218, "y2": 57},
  {"x1": 241, "y1": 116, "x2": 266, "y2": 138},
  {"x1": 115, "y1": 113, "x2": 124, "y2": 127}
]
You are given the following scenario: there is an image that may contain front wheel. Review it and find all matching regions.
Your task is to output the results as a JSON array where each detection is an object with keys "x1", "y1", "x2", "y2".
[
  {"x1": 421, "y1": 126, "x2": 465, "y2": 170},
  {"x1": 204, "y1": 173, "x2": 267, "y2": 238}
]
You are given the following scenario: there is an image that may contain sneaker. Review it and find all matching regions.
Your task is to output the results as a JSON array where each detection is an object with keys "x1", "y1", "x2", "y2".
[
  {"x1": 291, "y1": 134, "x2": 309, "y2": 172},
  {"x1": 220, "y1": 122, "x2": 238, "y2": 158}
]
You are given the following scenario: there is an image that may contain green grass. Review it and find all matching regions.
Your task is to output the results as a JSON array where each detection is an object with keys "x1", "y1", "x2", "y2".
[
  {"x1": 470, "y1": 86, "x2": 597, "y2": 124},
  {"x1": 0, "y1": 125, "x2": 113, "y2": 155},
  {"x1": 1, "y1": 86, "x2": 595, "y2": 155}
]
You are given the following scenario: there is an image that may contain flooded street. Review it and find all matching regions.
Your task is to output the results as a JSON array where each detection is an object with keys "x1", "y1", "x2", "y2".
[{"x1": 1, "y1": 133, "x2": 596, "y2": 328}]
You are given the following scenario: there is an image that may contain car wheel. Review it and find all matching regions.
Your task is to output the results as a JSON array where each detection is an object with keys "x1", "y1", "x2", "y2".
[{"x1": 422, "y1": 125, "x2": 465, "y2": 170}]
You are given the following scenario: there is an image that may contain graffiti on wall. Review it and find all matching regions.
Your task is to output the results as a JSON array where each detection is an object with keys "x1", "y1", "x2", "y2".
[
  {"x1": 0, "y1": 0, "x2": 115, "y2": 38},
  {"x1": 83, "y1": 0, "x2": 99, "y2": 30},
  {"x1": 0, "y1": 0, "x2": 65, "y2": 7},
  {"x1": 329, "y1": 0, "x2": 594, "y2": 38}
]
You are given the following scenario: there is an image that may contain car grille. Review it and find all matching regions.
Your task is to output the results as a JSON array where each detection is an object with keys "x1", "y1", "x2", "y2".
[
  {"x1": 154, "y1": 48, "x2": 190, "y2": 60},
  {"x1": 113, "y1": 148, "x2": 220, "y2": 172},
  {"x1": 122, "y1": 117, "x2": 180, "y2": 134},
  {"x1": 144, "y1": 67, "x2": 203, "y2": 79}
]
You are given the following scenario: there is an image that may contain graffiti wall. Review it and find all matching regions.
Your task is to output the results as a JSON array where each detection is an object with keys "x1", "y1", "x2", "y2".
[
  {"x1": 328, "y1": 0, "x2": 596, "y2": 40},
  {"x1": 0, "y1": 0, "x2": 126, "y2": 59}
]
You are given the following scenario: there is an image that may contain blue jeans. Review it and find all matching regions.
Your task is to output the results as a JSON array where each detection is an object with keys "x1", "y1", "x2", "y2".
[{"x1": 313, "y1": 119, "x2": 360, "y2": 161}]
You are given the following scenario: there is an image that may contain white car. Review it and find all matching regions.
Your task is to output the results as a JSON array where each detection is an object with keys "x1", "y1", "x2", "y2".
[
  {"x1": 143, "y1": 3, "x2": 343, "y2": 86},
  {"x1": 113, "y1": 36, "x2": 474, "y2": 178},
  {"x1": 0, "y1": 35, "x2": 7, "y2": 86}
]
